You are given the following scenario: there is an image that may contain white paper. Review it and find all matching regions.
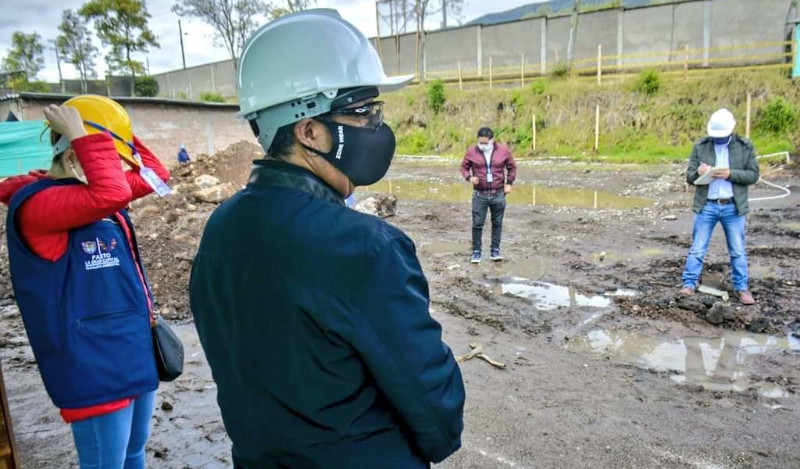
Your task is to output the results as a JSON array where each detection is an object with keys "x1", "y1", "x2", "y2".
[{"x1": 693, "y1": 166, "x2": 726, "y2": 186}]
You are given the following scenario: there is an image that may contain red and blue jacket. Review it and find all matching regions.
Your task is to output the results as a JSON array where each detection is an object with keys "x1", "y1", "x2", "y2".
[{"x1": 0, "y1": 133, "x2": 169, "y2": 422}]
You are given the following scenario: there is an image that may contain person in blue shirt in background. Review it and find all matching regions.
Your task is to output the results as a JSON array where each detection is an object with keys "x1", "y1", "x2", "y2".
[{"x1": 177, "y1": 144, "x2": 190, "y2": 165}]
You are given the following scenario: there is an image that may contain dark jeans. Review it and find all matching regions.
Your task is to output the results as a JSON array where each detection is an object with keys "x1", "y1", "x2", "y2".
[{"x1": 472, "y1": 190, "x2": 506, "y2": 252}]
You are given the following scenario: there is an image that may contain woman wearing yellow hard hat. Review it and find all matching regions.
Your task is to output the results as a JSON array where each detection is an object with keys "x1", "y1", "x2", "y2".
[{"x1": 0, "y1": 95, "x2": 172, "y2": 468}]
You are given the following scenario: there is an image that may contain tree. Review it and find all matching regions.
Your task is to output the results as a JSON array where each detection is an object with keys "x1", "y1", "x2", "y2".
[
  {"x1": 79, "y1": 0, "x2": 159, "y2": 97},
  {"x1": 57, "y1": 10, "x2": 98, "y2": 94},
  {"x1": 172, "y1": 0, "x2": 266, "y2": 65},
  {"x1": 135, "y1": 75, "x2": 159, "y2": 97},
  {"x1": 267, "y1": 0, "x2": 316, "y2": 19},
  {"x1": 2, "y1": 32, "x2": 45, "y2": 79}
]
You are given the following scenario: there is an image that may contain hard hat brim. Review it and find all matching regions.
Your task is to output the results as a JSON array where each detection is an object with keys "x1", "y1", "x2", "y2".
[
  {"x1": 707, "y1": 125, "x2": 735, "y2": 138},
  {"x1": 376, "y1": 75, "x2": 415, "y2": 93}
]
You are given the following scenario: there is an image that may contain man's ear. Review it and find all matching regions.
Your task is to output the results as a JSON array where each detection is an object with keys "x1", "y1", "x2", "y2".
[{"x1": 293, "y1": 118, "x2": 321, "y2": 149}]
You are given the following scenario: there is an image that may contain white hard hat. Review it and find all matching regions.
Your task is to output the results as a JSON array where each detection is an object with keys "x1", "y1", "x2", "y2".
[
  {"x1": 237, "y1": 9, "x2": 413, "y2": 151},
  {"x1": 707, "y1": 109, "x2": 736, "y2": 138}
]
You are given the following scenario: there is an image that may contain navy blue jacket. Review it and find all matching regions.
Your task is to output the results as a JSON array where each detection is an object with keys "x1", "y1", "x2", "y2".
[
  {"x1": 190, "y1": 160, "x2": 465, "y2": 468},
  {"x1": 6, "y1": 178, "x2": 158, "y2": 408}
]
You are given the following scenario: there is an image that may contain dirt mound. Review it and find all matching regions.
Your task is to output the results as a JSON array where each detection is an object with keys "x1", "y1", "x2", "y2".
[
  {"x1": 0, "y1": 141, "x2": 261, "y2": 321},
  {"x1": 189, "y1": 141, "x2": 263, "y2": 187}
]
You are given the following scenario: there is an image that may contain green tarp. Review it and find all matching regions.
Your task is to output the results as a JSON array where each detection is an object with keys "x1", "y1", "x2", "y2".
[{"x1": 0, "y1": 121, "x2": 52, "y2": 177}]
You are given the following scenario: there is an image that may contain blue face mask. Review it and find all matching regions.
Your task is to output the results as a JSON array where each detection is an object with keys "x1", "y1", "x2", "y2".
[{"x1": 712, "y1": 136, "x2": 731, "y2": 146}]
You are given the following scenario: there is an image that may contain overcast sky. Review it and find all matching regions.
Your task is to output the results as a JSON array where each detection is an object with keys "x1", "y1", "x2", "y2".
[{"x1": 0, "y1": 0, "x2": 542, "y2": 82}]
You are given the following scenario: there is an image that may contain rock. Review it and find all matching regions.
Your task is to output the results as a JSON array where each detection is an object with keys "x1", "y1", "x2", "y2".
[
  {"x1": 355, "y1": 194, "x2": 397, "y2": 218},
  {"x1": 186, "y1": 203, "x2": 198, "y2": 212},
  {"x1": 135, "y1": 205, "x2": 159, "y2": 218},
  {"x1": 160, "y1": 401, "x2": 174, "y2": 412},
  {"x1": 705, "y1": 302, "x2": 725, "y2": 325},
  {"x1": 676, "y1": 296, "x2": 707, "y2": 314},
  {"x1": 193, "y1": 183, "x2": 237, "y2": 204},
  {"x1": 160, "y1": 307, "x2": 181, "y2": 320},
  {"x1": 662, "y1": 214, "x2": 678, "y2": 221},
  {"x1": 173, "y1": 234, "x2": 192, "y2": 243},
  {"x1": 748, "y1": 318, "x2": 770, "y2": 334},
  {"x1": 722, "y1": 305, "x2": 736, "y2": 322},
  {"x1": 194, "y1": 174, "x2": 220, "y2": 189},
  {"x1": 174, "y1": 252, "x2": 194, "y2": 263},
  {"x1": 165, "y1": 212, "x2": 179, "y2": 224}
]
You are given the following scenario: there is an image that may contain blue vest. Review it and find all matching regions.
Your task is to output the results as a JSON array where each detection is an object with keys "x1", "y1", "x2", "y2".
[{"x1": 6, "y1": 178, "x2": 158, "y2": 409}]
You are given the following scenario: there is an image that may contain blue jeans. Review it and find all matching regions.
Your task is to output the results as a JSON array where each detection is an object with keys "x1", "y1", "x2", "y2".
[
  {"x1": 71, "y1": 391, "x2": 156, "y2": 469},
  {"x1": 682, "y1": 201, "x2": 749, "y2": 291}
]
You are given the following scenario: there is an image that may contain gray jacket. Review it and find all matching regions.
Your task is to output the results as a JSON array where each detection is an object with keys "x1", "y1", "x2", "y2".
[{"x1": 686, "y1": 134, "x2": 760, "y2": 215}]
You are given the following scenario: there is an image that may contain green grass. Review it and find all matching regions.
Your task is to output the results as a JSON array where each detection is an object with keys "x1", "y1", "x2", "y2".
[{"x1": 384, "y1": 69, "x2": 799, "y2": 164}]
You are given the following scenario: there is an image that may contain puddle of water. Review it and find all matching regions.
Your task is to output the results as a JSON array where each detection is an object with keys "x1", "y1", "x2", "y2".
[
  {"x1": 568, "y1": 329, "x2": 800, "y2": 398},
  {"x1": 362, "y1": 180, "x2": 652, "y2": 210},
  {"x1": 491, "y1": 277, "x2": 611, "y2": 310},
  {"x1": 604, "y1": 288, "x2": 639, "y2": 297}
]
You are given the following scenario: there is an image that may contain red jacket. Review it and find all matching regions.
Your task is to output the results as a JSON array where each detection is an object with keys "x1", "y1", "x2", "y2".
[
  {"x1": 459, "y1": 143, "x2": 517, "y2": 191},
  {"x1": 0, "y1": 133, "x2": 169, "y2": 422}
]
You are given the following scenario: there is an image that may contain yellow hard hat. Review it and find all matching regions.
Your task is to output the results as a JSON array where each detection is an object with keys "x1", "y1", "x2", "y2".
[{"x1": 53, "y1": 95, "x2": 137, "y2": 167}]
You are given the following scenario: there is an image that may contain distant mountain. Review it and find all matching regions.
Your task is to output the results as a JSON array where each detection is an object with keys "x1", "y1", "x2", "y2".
[{"x1": 467, "y1": 0, "x2": 691, "y2": 26}]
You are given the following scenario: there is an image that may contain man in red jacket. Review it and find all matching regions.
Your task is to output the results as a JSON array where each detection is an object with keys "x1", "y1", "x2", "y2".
[{"x1": 460, "y1": 127, "x2": 517, "y2": 263}]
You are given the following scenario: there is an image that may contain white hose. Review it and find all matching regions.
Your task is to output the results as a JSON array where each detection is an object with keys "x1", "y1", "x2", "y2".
[
  {"x1": 749, "y1": 152, "x2": 792, "y2": 202},
  {"x1": 749, "y1": 177, "x2": 792, "y2": 202}
]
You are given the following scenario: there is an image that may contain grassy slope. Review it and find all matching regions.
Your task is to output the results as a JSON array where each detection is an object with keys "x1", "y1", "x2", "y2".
[{"x1": 385, "y1": 70, "x2": 799, "y2": 164}]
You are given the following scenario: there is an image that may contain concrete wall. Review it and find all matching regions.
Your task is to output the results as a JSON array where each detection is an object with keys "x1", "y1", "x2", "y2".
[
  {"x1": 151, "y1": 0, "x2": 795, "y2": 93},
  {"x1": 375, "y1": 33, "x2": 419, "y2": 76},
  {"x1": 574, "y1": 9, "x2": 619, "y2": 69},
  {"x1": 482, "y1": 19, "x2": 543, "y2": 70},
  {"x1": 710, "y1": 0, "x2": 791, "y2": 64},
  {"x1": 546, "y1": 16, "x2": 572, "y2": 65},
  {"x1": 426, "y1": 26, "x2": 480, "y2": 74},
  {"x1": 11, "y1": 95, "x2": 252, "y2": 168},
  {"x1": 622, "y1": 4, "x2": 679, "y2": 65},
  {"x1": 155, "y1": 60, "x2": 237, "y2": 100}
]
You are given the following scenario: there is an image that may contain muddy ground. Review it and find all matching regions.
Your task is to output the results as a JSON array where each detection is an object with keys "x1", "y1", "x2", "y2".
[{"x1": 1, "y1": 147, "x2": 798, "y2": 468}]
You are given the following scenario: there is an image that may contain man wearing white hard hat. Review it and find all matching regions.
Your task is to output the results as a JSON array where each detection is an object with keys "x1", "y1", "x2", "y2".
[
  {"x1": 681, "y1": 109, "x2": 760, "y2": 305},
  {"x1": 190, "y1": 10, "x2": 465, "y2": 468}
]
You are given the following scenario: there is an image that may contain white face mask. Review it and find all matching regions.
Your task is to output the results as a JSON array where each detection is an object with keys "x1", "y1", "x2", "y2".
[{"x1": 477, "y1": 141, "x2": 494, "y2": 152}]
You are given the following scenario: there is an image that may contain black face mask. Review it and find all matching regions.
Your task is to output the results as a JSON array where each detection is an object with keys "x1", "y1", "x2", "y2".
[
  {"x1": 711, "y1": 136, "x2": 732, "y2": 146},
  {"x1": 302, "y1": 120, "x2": 396, "y2": 187}
]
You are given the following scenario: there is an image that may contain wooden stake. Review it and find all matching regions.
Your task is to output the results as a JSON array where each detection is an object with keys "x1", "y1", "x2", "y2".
[
  {"x1": 746, "y1": 92, "x2": 752, "y2": 138},
  {"x1": 597, "y1": 44, "x2": 602, "y2": 85},
  {"x1": 684, "y1": 44, "x2": 689, "y2": 82},
  {"x1": 489, "y1": 57, "x2": 493, "y2": 89},
  {"x1": 532, "y1": 114, "x2": 537, "y2": 153},
  {"x1": 532, "y1": 187, "x2": 537, "y2": 206},
  {"x1": 521, "y1": 53, "x2": 525, "y2": 87},
  {"x1": 594, "y1": 105, "x2": 600, "y2": 151},
  {"x1": 389, "y1": 180, "x2": 393, "y2": 194},
  {"x1": 458, "y1": 60, "x2": 463, "y2": 90},
  {"x1": 594, "y1": 190, "x2": 598, "y2": 209}
]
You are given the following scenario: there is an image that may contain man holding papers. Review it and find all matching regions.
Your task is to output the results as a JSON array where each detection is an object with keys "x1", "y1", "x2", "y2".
[{"x1": 681, "y1": 109, "x2": 760, "y2": 305}]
